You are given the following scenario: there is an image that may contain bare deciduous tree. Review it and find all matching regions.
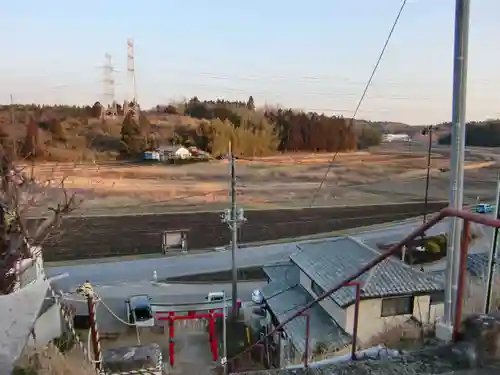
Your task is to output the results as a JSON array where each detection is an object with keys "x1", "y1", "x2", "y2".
[{"x1": 0, "y1": 144, "x2": 81, "y2": 295}]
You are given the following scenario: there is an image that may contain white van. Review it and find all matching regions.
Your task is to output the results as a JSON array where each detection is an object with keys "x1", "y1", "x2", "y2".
[{"x1": 206, "y1": 291, "x2": 225, "y2": 302}]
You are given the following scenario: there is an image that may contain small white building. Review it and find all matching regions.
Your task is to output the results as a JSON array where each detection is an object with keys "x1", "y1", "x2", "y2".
[
  {"x1": 382, "y1": 133, "x2": 411, "y2": 142},
  {"x1": 143, "y1": 145, "x2": 192, "y2": 161},
  {"x1": 159, "y1": 145, "x2": 191, "y2": 160}
]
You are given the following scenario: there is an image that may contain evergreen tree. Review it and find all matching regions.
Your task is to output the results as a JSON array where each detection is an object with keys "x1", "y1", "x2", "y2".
[
  {"x1": 246, "y1": 95, "x2": 255, "y2": 111},
  {"x1": 120, "y1": 112, "x2": 145, "y2": 155},
  {"x1": 21, "y1": 116, "x2": 42, "y2": 159}
]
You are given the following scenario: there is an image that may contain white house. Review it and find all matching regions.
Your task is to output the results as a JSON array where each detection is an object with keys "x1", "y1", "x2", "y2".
[
  {"x1": 143, "y1": 145, "x2": 192, "y2": 161},
  {"x1": 260, "y1": 236, "x2": 445, "y2": 367},
  {"x1": 159, "y1": 145, "x2": 191, "y2": 160},
  {"x1": 382, "y1": 133, "x2": 411, "y2": 142}
]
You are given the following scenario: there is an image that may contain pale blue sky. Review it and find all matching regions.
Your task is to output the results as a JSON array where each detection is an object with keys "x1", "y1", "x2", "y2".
[{"x1": 1, "y1": 0, "x2": 499, "y2": 124}]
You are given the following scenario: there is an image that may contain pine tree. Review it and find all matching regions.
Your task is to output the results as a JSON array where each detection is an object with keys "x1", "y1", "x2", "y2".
[
  {"x1": 120, "y1": 112, "x2": 145, "y2": 155},
  {"x1": 21, "y1": 116, "x2": 42, "y2": 159},
  {"x1": 246, "y1": 96, "x2": 255, "y2": 111}
]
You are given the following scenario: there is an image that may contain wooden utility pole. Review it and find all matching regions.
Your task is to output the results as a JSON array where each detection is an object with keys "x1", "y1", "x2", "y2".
[{"x1": 9, "y1": 94, "x2": 15, "y2": 126}]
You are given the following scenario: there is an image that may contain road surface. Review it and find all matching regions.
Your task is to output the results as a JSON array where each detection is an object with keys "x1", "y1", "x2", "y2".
[
  {"x1": 63, "y1": 280, "x2": 265, "y2": 334},
  {"x1": 47, "y1": 207, "x2": 498, "y2": 293},
  {"x1": 46, "y1": 212, "x2": 460, "y2": 292}
]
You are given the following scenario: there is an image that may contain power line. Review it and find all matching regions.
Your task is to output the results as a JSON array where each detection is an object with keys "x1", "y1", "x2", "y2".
[
  {"x1": 222, "y1": 1, "x2": 410, "y2": 366},
  {"x1": 147, "y1": 68, "x2": 500, "y2": 88},
  {"x1": 309, "y1": 0, "x2": 408, "y2": 208}
]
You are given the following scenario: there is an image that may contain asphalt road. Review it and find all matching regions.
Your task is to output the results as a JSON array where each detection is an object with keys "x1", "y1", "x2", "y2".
[
  {"x1": 63, "y1": 280, "x2": 266, "y2": 334},
  {"x1": 42, "y1": 201, "x2": 447, "y2": 261},
  {"x1": 47, "y1": 207, "x2": 451, "y2": 293},
  {"x1": 66, "y1": 281, "x2": 266, "y2": 315},
  {"x1": 48, "y1": 208, "x2": 497, "y2": 294}
]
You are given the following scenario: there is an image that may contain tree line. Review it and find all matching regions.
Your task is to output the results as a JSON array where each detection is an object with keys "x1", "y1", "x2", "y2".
[
  {"x1": 147, "y1": 96, "x2": 381, "y2": 158},
  {"x1": 438, "y1": 120, "x2": 500, "y2": 147},
  {"x1": 0, "y1": 97, "x2": 383, "y2": 160}
]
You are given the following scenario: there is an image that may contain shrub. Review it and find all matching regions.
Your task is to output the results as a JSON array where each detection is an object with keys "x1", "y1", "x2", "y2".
[
  {"x1": 433, "y1": 234, "x2": 447, "y2": 248},
  {"x1": 425, "y1": 240, "x2": 441, "y2": 253}
]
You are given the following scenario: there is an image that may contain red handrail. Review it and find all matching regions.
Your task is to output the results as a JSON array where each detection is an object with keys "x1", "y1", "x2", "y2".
[{"x1": 226, "y1": 207, "x2": 500, "y2": 371}]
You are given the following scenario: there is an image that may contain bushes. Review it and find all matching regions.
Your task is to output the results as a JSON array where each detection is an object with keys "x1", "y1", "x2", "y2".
[
  {"x1": 425, "y1": 240, "x2": 441, "y2": 254},
  {"x1": 431, "y1": 234, "x2": 447, "y2": 251},
  {"x1": 424, "y1": 234, "x2": 447, "y2": 254}
]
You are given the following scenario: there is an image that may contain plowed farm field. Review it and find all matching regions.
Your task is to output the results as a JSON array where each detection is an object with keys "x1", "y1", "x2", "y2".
[{"x1": 41, "y1": 201, "x2": 447, "y2": 262}]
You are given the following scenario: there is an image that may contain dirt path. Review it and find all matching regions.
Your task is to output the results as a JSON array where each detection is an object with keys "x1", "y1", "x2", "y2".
[{"x1": 166, "y1": 321, "x2": 216, "y2": 375}]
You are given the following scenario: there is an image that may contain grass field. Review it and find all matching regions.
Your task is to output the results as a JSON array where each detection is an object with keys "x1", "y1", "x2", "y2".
[{"x1": 23, "y1": 142, "x2": 497, "y2": 216}]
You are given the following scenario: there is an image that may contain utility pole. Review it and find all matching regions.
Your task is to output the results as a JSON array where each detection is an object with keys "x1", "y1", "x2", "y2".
[
  {"x1": 422, "y1": 125, "x2": 434, "y2": 223},
  {"x1": 438, "y1": 0, "x2": 471, "y2": 342},
  {"x1": 221, "y1": 142, "x2": 246, "y2": 316},
  {"x1": 222, "y1": 289, "x2": 228, "y2": 375},
  {"x1": 484, "y1": 175, "x2": 500, "y2": 313},
  {"x1": 9, "y1": 94, "x2": 15, "y2": 126}
]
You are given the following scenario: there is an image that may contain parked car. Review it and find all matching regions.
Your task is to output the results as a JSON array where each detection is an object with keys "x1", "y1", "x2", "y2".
[
  {"x1": 126, "y1": 294, "x2": 154, "y2": 327},
  {"x1": 252, "y1": 289, "x2": 263, "y2": 304},
  {"x1": 472, "y1": 203, "x2": 494, "y2": 214}
]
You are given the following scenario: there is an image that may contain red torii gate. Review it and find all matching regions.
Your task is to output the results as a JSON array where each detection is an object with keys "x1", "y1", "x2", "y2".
[{"x1": 155, "y1": 301, "x2": 242, "y2": 366}]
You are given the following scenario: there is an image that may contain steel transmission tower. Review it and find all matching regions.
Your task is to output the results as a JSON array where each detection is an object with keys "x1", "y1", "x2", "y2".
[
  {"x1": 127, "y1": 38, "x2": 138, "y2": 103},
  {"x1": 125, "y1": 38, "x2": 139, "y2": 119},
  {"x1": 102, "y1": 53, "x2": 118, "y2": 119}
]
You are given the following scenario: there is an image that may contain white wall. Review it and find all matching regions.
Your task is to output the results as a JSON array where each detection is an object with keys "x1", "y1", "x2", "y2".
[
  {"x1": 64, "y1": 297, "x2": 130, "y2": 335},
  {"x1": 428, "y1": 301, "x2": 444, "y2": 323},
  {"x1": 299, "y1": 271, "x2": 346, "y2": 328},
  {"x1": 26, "y1": 304, "x2": 65, "y2": 347}
]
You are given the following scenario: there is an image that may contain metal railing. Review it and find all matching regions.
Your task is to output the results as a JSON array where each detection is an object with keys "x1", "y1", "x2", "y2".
[{"x1": 225, "y1": 207, "x2": 500, "y2": 372}]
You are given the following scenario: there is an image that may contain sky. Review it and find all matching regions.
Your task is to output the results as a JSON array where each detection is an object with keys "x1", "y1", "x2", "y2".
[{"x1": 1, "y1": 0, "x2": 499, "y2": 125}]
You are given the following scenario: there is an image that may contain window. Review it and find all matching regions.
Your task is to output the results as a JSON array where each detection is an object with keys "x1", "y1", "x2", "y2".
[
  {"x1": 429, "y1": 291, "x2": 445, "y2": 305},
  {"x1": 381, "y1": 296, "x2": 414, "y2": 317},
  {"x1": 73, "y1": 315, "x2": 91, "y2": 330},
  {"x1": 310, "y1": 280, "x2": 325, "y2": 296}
]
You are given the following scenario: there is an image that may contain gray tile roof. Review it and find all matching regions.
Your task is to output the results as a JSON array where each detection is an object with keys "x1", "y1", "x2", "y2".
[
  {"x1": 428, "y1": 253, "x2": 500, "y2": 282},
  {"x1": 291, "y1": 237, "x2": 444, "y2": 307},
  {"x1": 262, "y1": 281, "x2": 351, "y2": 355},
  {"x1": 261, "y1": 279, "x2": 296, "y2": 299},
  {"x1": 263, "y1": 262, "x2": 300, "y2": 284},
  {"x1": 426, "y1": 269, "x2": 446, "y2": 284},
  {"x1": 466, "y1": 252, "x2": 500, "y2": 279}
]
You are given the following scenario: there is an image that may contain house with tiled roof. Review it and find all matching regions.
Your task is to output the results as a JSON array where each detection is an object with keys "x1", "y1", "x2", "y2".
[{"x1": 260, "y1": 236, "x2": 445, "y2": 367}]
